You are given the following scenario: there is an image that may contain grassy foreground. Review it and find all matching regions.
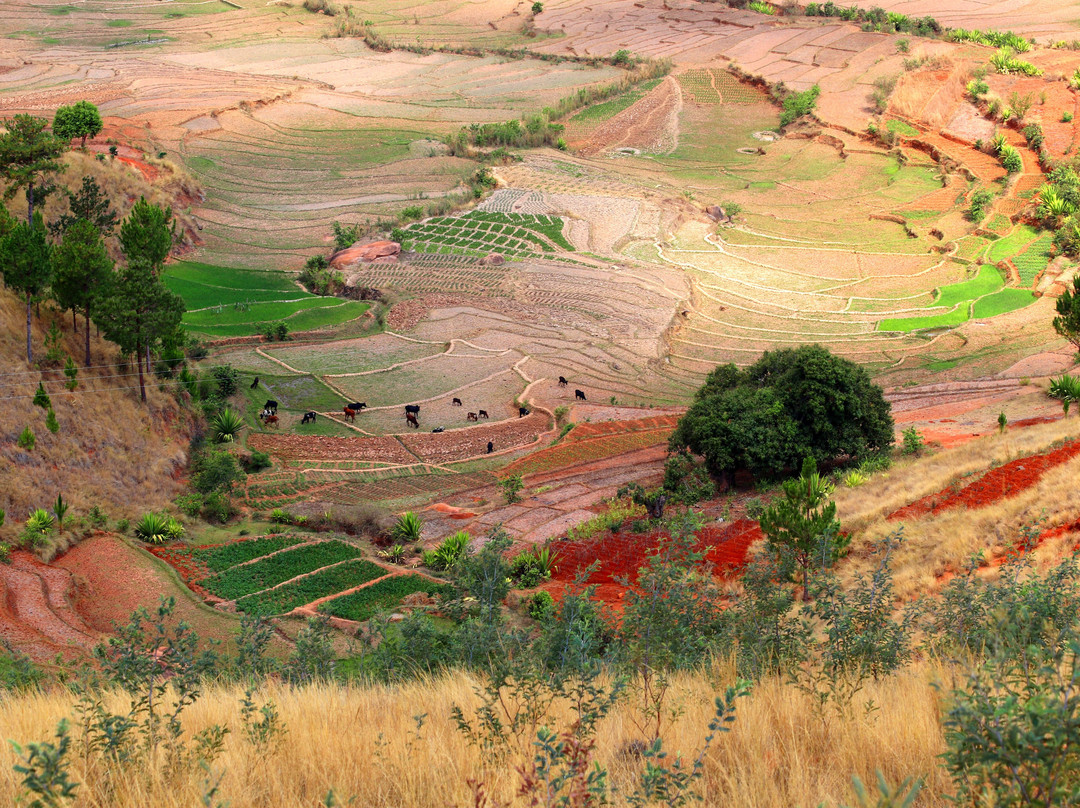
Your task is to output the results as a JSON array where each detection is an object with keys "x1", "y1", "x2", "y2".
[{"x1": 0, "y1": 666, "x2": 950, "y2": 807}]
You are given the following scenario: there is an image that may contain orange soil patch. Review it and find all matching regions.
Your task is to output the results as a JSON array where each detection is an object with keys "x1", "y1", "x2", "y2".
[
  {"x1": 544, "y1": 519, "x2": 761, "y2": 610},
  {"x1": 248, "y1": 433, "x2": 417, "y2": 464},
  {"x1": 116, "y1": 155, "x2": 159, "y2": 183},
  {"x1": 889, "y1": 440, "x2": 1080, "y2": 521},
  {"x1": 503, "y1": 427, "x2": 673, "y2": 477}
]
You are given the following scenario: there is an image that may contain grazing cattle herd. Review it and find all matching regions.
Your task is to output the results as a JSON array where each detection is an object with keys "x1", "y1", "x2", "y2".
[{"x1": 250, "y1": 375, "x2": 587, "y2": 447}]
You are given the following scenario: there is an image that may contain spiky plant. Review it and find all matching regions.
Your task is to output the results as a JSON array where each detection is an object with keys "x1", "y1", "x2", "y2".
[
  {"x1": 212, "y1": 408, "x2": 246, "y2": 443},
  {"x1": 843, "y1": 469, "x2": 869, "y2": 488},
  {"x1": 1048, "y1": 373, "x2": 1080, "y2": 416},
  {"x1": 134, "y1": 512, "x2": 171, "y2": 544},
  {"x1": 165, "y1": 517, "x2": 186, "y2": 541},
  {"x1": 391, "y1": 511, "x2": 424, "y2": 543},
  {"x1": 380, "y1": 544, "x2": 407, "y2": 564},
  {"x1": 53, "y1": 494, "x2": 68, "y2": 529},
  {"x1": 22, "y1": 508, "x2": 55, "y2": 547}
]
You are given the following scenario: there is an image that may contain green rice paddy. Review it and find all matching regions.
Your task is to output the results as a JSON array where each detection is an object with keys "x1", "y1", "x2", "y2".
[{"x1": 399, "y1": 211, "x2": 574, "y2": 259}]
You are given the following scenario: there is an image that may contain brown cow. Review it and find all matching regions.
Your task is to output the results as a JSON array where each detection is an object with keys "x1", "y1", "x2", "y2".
[
  {"x1": 467, "y1": 412, "x2": 479, "y2": 422},
  {"x1": 343, "y1": 407, "x2": 356, "y2": 422}
]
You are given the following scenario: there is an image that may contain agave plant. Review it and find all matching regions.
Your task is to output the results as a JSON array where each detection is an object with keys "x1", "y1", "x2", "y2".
[
  {"x1": 23, "y1": 508, "x2": 56, "y2": 545},
  {"x1": 1049, "y1": 373, "x2": 1080, "y2": 416},
  {"x1": 1037, "y1": 185, "x2": 1075, "y2": 222},
  {"x1": 134, "y1": 512, "x2": 171, "y2": 544},
  {"x1": 380, "y1": 544, "x2": 407, "y2": 564},
  {"x1": 391, "y1": 511, "x2": 424, "y2": 543},
  {"x1": 843, "y1": 469, "x2": 869, "y2": 488},
  {"x1": 165, "y1": 517, "x2": 186, "y2": 541},
  {"x1": 212, "y1": 407, "x2": 246, "y2": 443},
  {"x1": 424, "y1": 530, "x2": 470, "y2": 571}
]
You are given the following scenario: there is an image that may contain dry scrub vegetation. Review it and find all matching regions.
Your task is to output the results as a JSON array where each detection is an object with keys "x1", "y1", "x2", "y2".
[
  {"x1": 0, "y1": 289, "x2": 191, "y2": 545},
  {"x1": 0, "y1": 666, "x2": 952, "y2": 807}
]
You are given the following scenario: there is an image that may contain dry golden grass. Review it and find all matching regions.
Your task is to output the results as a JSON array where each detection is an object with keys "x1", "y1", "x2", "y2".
[
  {"x1": 835, "y1": 418, "x2": 1080, "y2": 600},
  {"x1": 0, "y1": 289, "x2": 191, "y2": 543},
  {"x1": 0, "y1": 663, "x2": 957, "y2": 807}
]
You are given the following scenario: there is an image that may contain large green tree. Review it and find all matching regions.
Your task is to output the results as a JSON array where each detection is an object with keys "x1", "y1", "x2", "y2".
[
  {"x1": 52, "y1": 101, "x2": 103, "y2": 149},
  {"x1": 670, "y1": 345, "x2": 893, "y2": 487},
  {"x1": 0, "y1": 114, "x2": 66, "y2": 225},
  {"x1": 0, "y1": 212, "x2": 53, "y2": 363},
  {"x1": 96, "y1": 257, "x2": 184, "y2": 402},
  {"x1": 53, "y1": 218, "x2": 115, "y2": 366},
  {"x1": 1053, "y1": 275, "x2": 1080, "y2": 354}
]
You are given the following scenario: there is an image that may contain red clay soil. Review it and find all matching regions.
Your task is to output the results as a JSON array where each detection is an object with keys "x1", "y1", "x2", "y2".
[
  {"x1": 148, "y1": 546, "x2": 211, "y2": 594},
  {"x1": 889, "y1": 440, "x2": 1080, "y2": 521},
  {"x1": 116, "y1": 155, "x2": 159, "y2": 182},
  {"x1": 544, "y1": 519, "x2": 762, "y2": 609}
]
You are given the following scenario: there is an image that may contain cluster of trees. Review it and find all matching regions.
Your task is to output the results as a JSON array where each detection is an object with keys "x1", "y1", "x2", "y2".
[{"x1": 0, "y1": 112, "x2": 183, "y2": 401}]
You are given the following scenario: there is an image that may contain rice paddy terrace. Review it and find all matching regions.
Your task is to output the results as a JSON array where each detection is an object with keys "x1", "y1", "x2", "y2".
[{"x1": 5, "y1": 0, "x2": 1080, "y2": 519}]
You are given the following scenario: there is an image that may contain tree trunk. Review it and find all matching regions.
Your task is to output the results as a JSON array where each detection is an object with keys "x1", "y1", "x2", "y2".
[
  {"x1": 137, "y1": 344, "x2": 146, "y2": 402},
  {"x1": 801, "y1": 563, "x2": 810, "y2": 602},
  {"x1": 25, "y1": 293, "x2": 32, "y2": 364},
  {"x1": 84, "y1": 309, "x2": 92, "y2": 367},
  {"x1": 145, "y1": 342, "x2": 152, "y2": 379},
  {"x1": 26, "y1": 185, "x2": 33, "y2": 226}
]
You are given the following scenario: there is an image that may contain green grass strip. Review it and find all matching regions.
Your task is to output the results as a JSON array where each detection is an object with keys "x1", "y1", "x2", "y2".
[
  {"x1": 987, "y1": 224, "x2": 1039, "y2": 264},
  {"x1": 191, "y1": 535, "x2": 303, "y2": 573},
  {"x1": 972, "y1": 288, "x2": 1036, "y2": 318},
  {"x1": 932, "y1": 265, "x2": 1002, "y2": 308}
]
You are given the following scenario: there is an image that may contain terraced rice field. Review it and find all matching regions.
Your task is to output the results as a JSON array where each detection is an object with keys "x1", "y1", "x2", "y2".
[
  {"x1": 320, "y1": 574, "x2": 453, "y2": 622},
  {"x1": 399, "y1": 211, "x2": 575, "y2": 259},
  {"x1": 165, "y1": 261, "x2": 370, "y2": 337}
]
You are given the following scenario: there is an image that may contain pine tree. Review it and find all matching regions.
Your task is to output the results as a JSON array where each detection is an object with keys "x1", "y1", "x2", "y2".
[
  {"x1": 0, "y1": 114, "x2": 66, "y2": 225},
  {"x1": 52, "y1": 218, "x2": 114, "y2": 366},
  {"x1": 0, "y1": 213, "x2": 53, "y2": 363}
]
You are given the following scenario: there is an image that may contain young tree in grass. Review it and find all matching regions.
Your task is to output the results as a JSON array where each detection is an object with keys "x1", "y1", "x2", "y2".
[
  {"x1": 1053, "y1": 275, "x2": 1080, "y2": 355},
  {"x1": 0, "y1": 114, "x2": 66, "y2": 225},
  {"x1": 0, "y1": 212, "x2": 53, "y2": 363},
  {"x1": 52, "y1": 218, "x2": 114, "y2": 366},
  {"x1": 96, "y1": 258, "x2": 184, "y2": 402},
  {"x1": 52, "y1": 101, "x2": 103, "y2": 149},
  {"x1": 49, "y1": 176, "x2": 119, "y2": 239},
  {"x1": 759, "y1": 456, "x2": 843, "y2": 601}
]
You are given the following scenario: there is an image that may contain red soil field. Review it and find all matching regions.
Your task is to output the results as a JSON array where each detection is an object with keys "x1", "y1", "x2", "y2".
[
  {"x1": 544, "y1": 518, "x2": 762, "y2": 608},
  {"x1": 889, "y1": 440, "x2": 1080, "y2": 521}
]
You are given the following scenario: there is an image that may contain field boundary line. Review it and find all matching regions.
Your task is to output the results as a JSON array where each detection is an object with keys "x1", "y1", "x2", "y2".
[
  {"x1": 290, "y1": 571, "x2": 400, "y2": 614},
  {"x1": 326, "y1": 367, "x2": 524, "y2": 413},
  {"x1": 208, "y1": 540, "x2": 324, "y2": 574},
  {"x1": 255, "y1": 347, "x2": 305, "y2": 374}
]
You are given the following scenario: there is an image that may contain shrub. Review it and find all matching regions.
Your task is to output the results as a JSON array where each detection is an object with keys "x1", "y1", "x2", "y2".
[
  {"x1": 500, "y1": 474, "x2": 525, "y2": 504},
  {"x1": 967, "y1": 78, "x2": 989, "y2": 98},
  {"x1": 399, "y1": 206, "x2": 423, "y2": 222},
  {"x1": 190, "y1": 449, "x2": 245, "y2": 495},
  {"x1": 211, "y1": 408, "x2": 245, "y2": 443},
  {"x1": 202, "y1": 491, "x2": 236, "y2": 523},
  {"x1": 86, "y1": 505, "x2": 107, "y2": 529},
  {"x1": 510, "y1": 548, "x2": 553, "y2": 588},
  {"x1": 380, "y1": 544, "x2": 407, "y2": 564},
  {"x1": 44, "y1": 408, "x2": 59, "y2": 434},
  {"x1": 901, "y1": 426, "x2": 925, "y2": 455},
  {"x1": 299, "y1": 255, "x2": 343, "y2": 296},
  {"x1": 114, "y1": 517, "x2": 130, "y2": 533},
  {"x1": 778, "y1": 85, "x2": 820, "y2": 127},
  {"x1": 331, "y1": 221, "x2": 360, "y2": 249},
  {"x1": 212, "y1": 365, "x2": 240, "y2": 398},
  {"x1": 1065, "y1": 111, "x2": 1074, "y2": 123},
  {"x1": 842, "y1": 469, "x2": 869, "y2": 488},
  {"x1": 1000, "y1": 145, "x2": 1023, "y2": 173},
  {"x1": 17, "y1": 427, "x2": 34, "y2": 451},
  {"x1": 63, "y1": 357, "x2": 78, "y2": 391},
  {"x1": 391, "y1": 511, "x2": 424, "y2": 543},
  {"x1": 967, "y1": 188, "x2": 995, "y2": 222},
  {"x1": 269, "y1": 508, "x2": 296, "y2": 525},
  {"x1": 241, "y1": 450, "x2": 272, "y2": 473},
  {"x1": 528, "y1": 590, "x2": 555, "y2": 620},
  {"x1": 174, "y1": 494, "x2": 202, "y2": 517},
  {"x1": 32, "y1": 382, "x2": 51, "y2": 410},
  {"x1": 870, "y1": 75, "x2": 897, "y2": 113},
  {"x1": 531, "y1": 1, "x2": 543, "y2": 13},
  {"x1": 744, "y1": 497, "x2": 765, "y2": 520}
]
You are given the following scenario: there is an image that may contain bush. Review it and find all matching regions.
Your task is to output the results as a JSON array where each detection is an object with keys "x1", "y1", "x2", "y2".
[
  {"x1": 241, "y1": 450, "x2": 272, "y2": 473},
  {"x1": 86, "y1": 505, "x2": 107, "y2": 529},
  {"x1": 1000, "y1": 145, "x2": 1023, "y2": 173},
  {"x1": 778, "y1": 85, "x2": 820, "y2": 127},
  {"x1": 901, "y1": 426, "x2": 924, "y2": 455},
  {"x1": 114, "y1": 517, "x2": 130, "y2": 533},
  {"x1": 32, "y1": 382, "x2": 51, "y2": 410},
  {"x1": 201, "y1": 491, "x2": 236, "y2": 523},
  {"x1": 662, "y1": 452, "x2": 715, "y2": 504},
  {"x1": 44, "y1": 409, "x2": 59, "y2": 434},
  {"x1": 269, "y1": 508, "x2": 300, "y2": 525},
  {"x1": 510, "y1": 547, "x2": 554, "y2": 588},
  {"x1": 528, "y1": 590, "x2": 555, "y2": 620},
  {"x1": 391, "y1": 512, "x2": 424, "y2": 543},
  {"x1": 967, "y1": 188, "x2": 995, "y2": 222},
  {"x1": 16, "y1": 427, "x2": 34, "y2": 451},
  {"x1": 212, "y1": 365, "x2": 240, "y2": 398},
  {"x1": 21, "y1": 509, "x2": 55, "y2": 548},
  {"x1": 321, "y1": 503, "x2": 393, "y2": 538},
  {"x1": 744, "y1": 497, "x2": 765, "y2": 520},
  {"x1": 190, "y1": 449, "x2": 245, "y2": 495},
  {"x1": 500, "y1": 474, "x2": 525, "y2": 504},
  {"x1": 399, "y1": 206, "x2": 423, "y2": 221},
  {"x1": 174, "y1": 494, "x2": 202, "y2": 517},
  {"x1": 299, "y1": 255, "x2": 344, "y2": 297},
  {"x1": 422, "y1": 530, "x2": 470, "y2": 572},
  {"x1": 134, "y1": 513, "x2": 170, "y2": 544}
]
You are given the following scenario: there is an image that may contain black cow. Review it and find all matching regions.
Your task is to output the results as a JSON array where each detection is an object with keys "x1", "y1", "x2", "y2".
[
  {"x1": 558, "y1": 376, "x2": 568, "y2": 386},
  {"x1": 250, "y1": 376, "x2": 260, "y2": 389},
  {"x1": 264, "y1": 399, "x2": 278, "y2": 414},
  {"x1": 452, "y1": 397, "x2": 462, "y2": 406},
  {"x1": 348, "y1": 402, "x2": 367, "y2": 411},
  {"x1": 575, "y1": 389, "x2": 586, "y2": 401},
  {"x1": 486, "y1": 441, "x2": 494, "y2": 454},
  {"x1": 404, "y1": 404, "x2": 420, "y2": 415},
  {"x1": 432, "y1": 426, "x2": 444, "y2": 433},
  {"x1": 478, "y1": 409, "x2": 489, "y2": 419},
  {"x1": 301, "y1": 411, "x2": 317, "y2": 424},
  {"x1": 406, "y1": 412, "x2": 419, "y2": 428},
  {"x1": 519, "y1": 406, "x2": 529, "y2": 417}
]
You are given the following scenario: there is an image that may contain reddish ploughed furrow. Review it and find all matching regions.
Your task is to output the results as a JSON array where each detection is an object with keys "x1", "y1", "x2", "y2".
[
  {"x1": 545, "y1": 519, "x2": 762, "y2": 608},
  {"x1": 889, "y1": 440, "x2": 1080, "y2": 521}
]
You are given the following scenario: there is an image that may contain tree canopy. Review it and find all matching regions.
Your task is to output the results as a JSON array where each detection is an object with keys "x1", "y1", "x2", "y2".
[
  {"x1": 50, "y1": 176, "x2": 118, "y2": 238},
  {"x1": 0, "y1": 114, "x2": 66, "y2": 224},
  {"x1": 52, "y1": 101, "x2": 103, "y2": 148},
  {"x1": 0, "y1": 212, "x2": 53, "y2": 363},
  {"x1": 669, "y1": 345, "x2": 893, "y2": 485},
  {"x1": 53, "y1": 218, "x2": 115, "y2": 366},
  {"x1": 119, "y1": 197, "x2": 174, "y2": 275}
]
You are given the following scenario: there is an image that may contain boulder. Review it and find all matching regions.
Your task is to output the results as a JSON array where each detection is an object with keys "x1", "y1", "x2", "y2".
[
  {"x1": 481, "y1": 253, "x2": 506, "y2": 266},
  {"x1": 330, "y1": 240, "x2": 401, "y2": 270},
  {"x1": 705, "y1": 205, "x2": 728, "y2": 222}
]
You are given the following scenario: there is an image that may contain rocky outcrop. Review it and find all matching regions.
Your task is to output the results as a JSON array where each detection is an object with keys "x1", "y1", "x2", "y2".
[{"x1": 330, "y1": 240, "x2": 400, "y2": 270}]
